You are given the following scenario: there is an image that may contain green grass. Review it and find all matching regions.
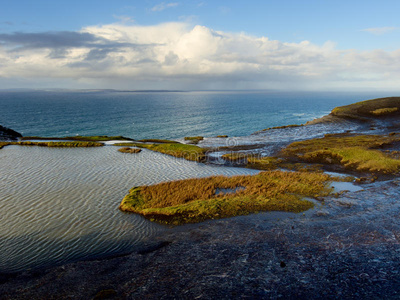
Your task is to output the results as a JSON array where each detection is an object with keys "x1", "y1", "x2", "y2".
[
  {"x1": 281, "y1": 133, "x2": 400, "y2": 175},
  {"x1": 114, "y1": 142, "x2": 206, "y2": 162},
  {"x1": 184, "y1": 136, "x2": 204, "y2": 144},
  {"x1": 371, "y1": 107, "x2": 399, "y2": 116},
  {"x1": 21, "y1": 135, "x2": 133, "y2": 142},
  {"x1": 222, "y1": 152, "x2": 251, "y2": 162},
  {"x1": 120, "y1": 170, "x2": 336, "y2": 225}
]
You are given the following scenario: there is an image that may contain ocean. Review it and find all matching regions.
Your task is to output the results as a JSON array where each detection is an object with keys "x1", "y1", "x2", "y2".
[{"x1": 0, "y1": 90, "x2": 388, "y2": 140}]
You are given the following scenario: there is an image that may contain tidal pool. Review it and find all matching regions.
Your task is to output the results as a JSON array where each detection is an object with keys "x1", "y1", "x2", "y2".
[{"x1": 0, "y1": 145, "x2": 259, "y2": 273}]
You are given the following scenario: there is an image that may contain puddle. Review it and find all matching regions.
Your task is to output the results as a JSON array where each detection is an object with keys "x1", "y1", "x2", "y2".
[
  {"x1": 215, "y1": 187, "x2": 245, "y2": 195},
  {"x1": 330, "y1": 181, "x2": 364, "y2": 193}
]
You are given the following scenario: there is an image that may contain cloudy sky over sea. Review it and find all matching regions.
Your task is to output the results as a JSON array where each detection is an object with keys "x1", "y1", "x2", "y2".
[{"x1": 1, "y1": 0, "x2": 400, "y2": 91}]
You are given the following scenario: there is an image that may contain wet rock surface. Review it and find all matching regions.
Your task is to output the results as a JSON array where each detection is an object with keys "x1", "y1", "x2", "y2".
[
  {"x1": 2, "y1": 180, "x2": 400, "y2": 299},
  {"x1": 0, "y1": 125, "x2": 22, "y2": 141}
]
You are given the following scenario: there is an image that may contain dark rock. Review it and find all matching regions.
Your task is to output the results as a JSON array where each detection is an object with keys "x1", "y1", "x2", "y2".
[{"x1": 0, "y1": 125, "x2": 22, "y2": 141}]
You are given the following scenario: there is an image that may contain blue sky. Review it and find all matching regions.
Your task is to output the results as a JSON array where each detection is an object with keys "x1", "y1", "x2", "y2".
[{"x1": 1, "y1": 0, "x2": 400, "y2": 90}]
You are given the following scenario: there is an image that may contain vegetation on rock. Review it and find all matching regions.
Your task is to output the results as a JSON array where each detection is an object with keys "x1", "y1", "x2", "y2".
[
  {"x1": 118, "y1": 147, "x2": 142, "y2": 154},
  {"x1": 184, "y1": 136, "x2": 204, "y2": 144},
  {"x1": 120, "y1": 170, "x2": 336, "y2": 225}
]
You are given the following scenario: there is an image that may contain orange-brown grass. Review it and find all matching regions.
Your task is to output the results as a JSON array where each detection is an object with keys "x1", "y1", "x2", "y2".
[
  {"x1": 118, "y1": 147, "x2": 142, "y2": 153},
  {"x1": 125, "y1": 143, "x2": 206, "y2": 162},
  {"x1": 281, "y1": 133, "x2": 400, "y2": 174},
  {"x1": 120, "y1": 170, "x2": 335, "y2": 225}
]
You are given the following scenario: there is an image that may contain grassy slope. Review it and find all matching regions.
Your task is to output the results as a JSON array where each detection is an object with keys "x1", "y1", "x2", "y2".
[{"x1": 331, "y1": 97, "x2": 400, "y2": 120}]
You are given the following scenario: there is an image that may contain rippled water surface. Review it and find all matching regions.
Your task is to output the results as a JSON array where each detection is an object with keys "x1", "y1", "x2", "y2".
[{"x1": 0, "y1": 146, "x2": 259, "y2": 272}]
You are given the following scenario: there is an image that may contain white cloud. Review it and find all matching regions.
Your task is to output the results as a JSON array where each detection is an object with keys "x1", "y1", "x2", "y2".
[
  {"x1": 361, "y1": 26, "x2": 398, "y2": 35},
  {"x1": 151, "y1": 2, "x2": 179, "y2": 12},
  {"x1": 1, "y1": 22, "x2": 400, "y2": 90}
]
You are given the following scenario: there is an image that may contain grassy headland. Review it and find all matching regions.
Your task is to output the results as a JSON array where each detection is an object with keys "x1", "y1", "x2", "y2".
[
  {"x1": 331, "y1": 97, "x2": 400, "y2": 120},
  {"x1": 120, "y1": 171, "x2": 336, "y2": 225}
]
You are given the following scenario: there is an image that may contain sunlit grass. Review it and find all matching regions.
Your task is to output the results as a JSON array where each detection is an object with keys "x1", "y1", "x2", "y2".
[
  {"x1": 118, "y1": 147, "x2": 142, "y2": 153},
  {"x1": 114, "y1": 142, "x2": 206, "y2": 161},
  {"x1": 331, "y1": 97, "x2": 400, "y2": 120},
  {"x1": 120, "y1": 170, "x2": 336, "y2": 225},
  {"x1": 282, "y1": 133, "x2": 400, "y2": 174}
]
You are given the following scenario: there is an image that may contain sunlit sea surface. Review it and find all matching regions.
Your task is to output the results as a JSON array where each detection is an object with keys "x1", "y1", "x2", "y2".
[
  {"x1": 0, "y1": 90, "x2": 388, "y2": 272},
  {"x1": 0, "y1": 90, "x2": 387, "y2": 139}
]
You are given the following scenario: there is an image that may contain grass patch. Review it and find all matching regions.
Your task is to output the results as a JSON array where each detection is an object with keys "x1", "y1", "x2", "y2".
[
  {"x1": 120, "y1": 171, "x2": 335, "y2": 225},
  {"x1": 184, "y1": 136, "x2": 204, "y2": 144},
  {"x1": 0, "y1": 141, "x2": 104, "y2": 148},
  {"x1": 371, "y1": 107, "x2": 399, "y2": 116},
  {"x1": 114, "y1": 142, "x2": 206, "y2": 162},
  {"x1": 281, "y1": 133, "x2": 400, "y2": 174},
  {"x1": 118, "y1": 147, "x2": 142, "y2": 154},
  {"x1": 222, "y1": 152, "x2": 252, "y2": 162},
  {"x1": 21, "y1": 135, "x2": 133, "y2": 142},
  {"x1": 331, "y1": 97, "x2": 400, "y2": 120}
]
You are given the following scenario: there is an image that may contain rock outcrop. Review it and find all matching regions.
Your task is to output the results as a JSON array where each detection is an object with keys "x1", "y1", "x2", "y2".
[
  {"x1": 0, "y1": 125, "x2": 22, "y2": 141},
  {"x1": 306, "y1": 97, "x2": 400, "y2": 127}
]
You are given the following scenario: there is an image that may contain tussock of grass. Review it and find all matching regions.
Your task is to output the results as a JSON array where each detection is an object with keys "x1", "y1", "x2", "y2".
[
  {"x1": 222, "y1": 152, "x2": 251, "y2": 162},
  {"x1": 246, "y1": 156, "x2": 281, "y2": 170},
  {"x1": 184, "y1": 136, "x2": 204, "y2": 144},
  {"x1": 282, "y1": 134, "x2": 400, "y2": 174},
  {"x1": 371, "y1": 107, "x2": 398, "y2": 116},
  {"x1": 118, "y1": 147, "x2": 142, "y2": 154},
  {"x1": 120, "y1": 170, "x2": 335, "y2": 225}
]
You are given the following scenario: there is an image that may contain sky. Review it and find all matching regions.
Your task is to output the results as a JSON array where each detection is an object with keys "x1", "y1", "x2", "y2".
[{"x1": 1, "y1": 0, "x2": 400, "y2": 91}]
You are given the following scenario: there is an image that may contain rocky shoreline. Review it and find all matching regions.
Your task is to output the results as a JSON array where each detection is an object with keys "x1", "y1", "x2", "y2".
[
  {"x1": 0, "y1": 126, "x2": 22, "y2": 141},
  {"x1": 2, "y1": 97, "x2": 400, "y2": 299},
  {"x1": 2, "y1": 178, "x2": 400, "y2": 299}
]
